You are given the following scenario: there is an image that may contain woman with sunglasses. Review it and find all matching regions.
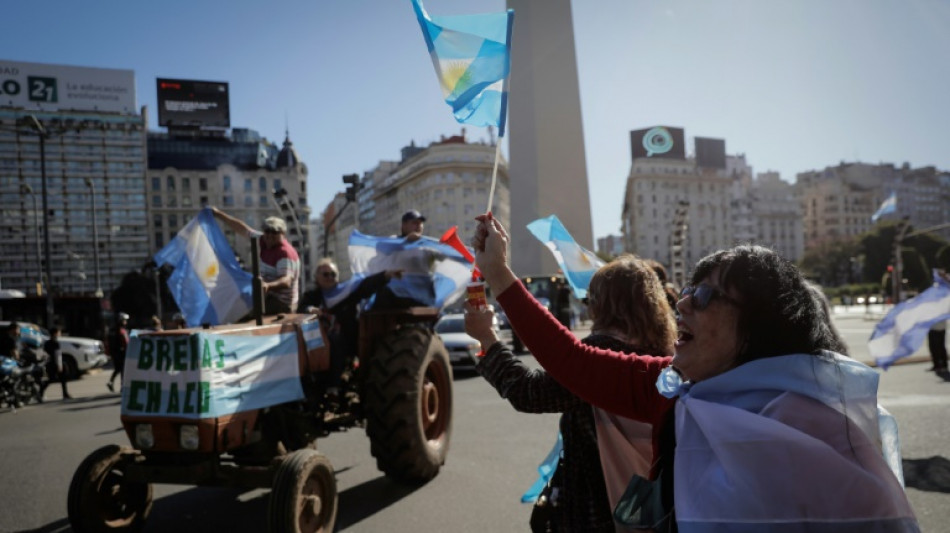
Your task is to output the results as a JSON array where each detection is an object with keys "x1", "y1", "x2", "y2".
[
  {"x1": 300, "y1": 258, "x2": 403, "y2": 398},
  {"x1": 465, "y1": 254, "x2": 676, "y2": 532},
  {"x1": 469, "y1": 213, "x2": 918, "y2": 532}
]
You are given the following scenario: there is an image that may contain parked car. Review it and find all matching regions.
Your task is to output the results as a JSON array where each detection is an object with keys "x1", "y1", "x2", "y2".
[
  {"x1": 434, "y1": 313, "x2": 498, "y2": 367},
  {"x1": 0, "y1": 321, "x2": 108, "y2": 380}
]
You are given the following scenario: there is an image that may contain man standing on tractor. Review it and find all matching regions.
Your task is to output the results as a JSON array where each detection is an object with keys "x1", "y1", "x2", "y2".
[{"x1": 211, "y1": 207, "x2": 301, "y2": 314}]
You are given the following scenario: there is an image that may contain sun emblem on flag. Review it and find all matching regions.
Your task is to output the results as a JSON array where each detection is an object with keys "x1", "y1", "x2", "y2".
[
  {"x1": 204, "y1": 261, "x2": 218, "y2": 280},
  {"x1": 439, "y1": 60, "x2": 471, "y2": 96}
]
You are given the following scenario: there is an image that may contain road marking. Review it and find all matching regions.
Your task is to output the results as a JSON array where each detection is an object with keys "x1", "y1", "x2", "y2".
[{"x1": 879, "y1": 394, "x2": 950, "y2": 407}]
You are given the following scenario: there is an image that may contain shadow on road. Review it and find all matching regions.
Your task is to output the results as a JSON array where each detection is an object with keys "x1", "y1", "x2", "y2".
[
  {"x1": 336, "y1": 475, "x2": 419, "y2": 530},
  {"x1": 62, "y1": 395, "x2": 121, "y2": 412},
  {"x1": 17, "y1": 516, "x2": 70, "y2": 533},
  {"x1": 903, "y1": 456, "x2": 950, "y2": 493}
]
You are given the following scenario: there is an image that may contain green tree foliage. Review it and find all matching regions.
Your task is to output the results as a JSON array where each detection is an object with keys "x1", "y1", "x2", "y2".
[{"x1": 799, "y1": 239, "x2": 861, "y2": 286}]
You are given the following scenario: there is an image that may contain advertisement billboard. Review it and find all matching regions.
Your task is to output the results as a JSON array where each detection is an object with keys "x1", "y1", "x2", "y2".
[
  {"x1": 0, "y1": 59, "x2": 136, "y2": 114},
  {"x1": 157, "y1": 78, "x2": 230, "y2": 128},
  {"x1": 630, "y1": 126, "x2": 686, "y2": 161},
  {"x1": 695, "y1": 137, "x2": 727, "y2": 169}
]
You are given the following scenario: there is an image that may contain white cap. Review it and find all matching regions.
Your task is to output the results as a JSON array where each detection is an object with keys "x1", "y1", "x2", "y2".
[{"x1": 118, "y1": 312, "x2": 130, "y2": 321}]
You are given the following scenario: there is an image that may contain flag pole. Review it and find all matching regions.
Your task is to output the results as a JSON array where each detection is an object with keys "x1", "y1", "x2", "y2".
[{"x1": 485, "y1": 138, "x2": 502, "y2": 215}]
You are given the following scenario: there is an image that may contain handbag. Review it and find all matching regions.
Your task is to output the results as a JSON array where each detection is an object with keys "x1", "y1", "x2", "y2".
[{"x1": 530, "y1": 458, "x2": 564, "y2": 533}]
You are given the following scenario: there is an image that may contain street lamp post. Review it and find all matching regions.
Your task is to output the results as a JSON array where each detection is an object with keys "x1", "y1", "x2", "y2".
[
  {"x1": 18, "y1": 184, "x2": 42, "y2": 295},
  {"x1": 21, "y1": 115, "x2": 55, "y2": 329},
  {"x1": 83, "y1": 178, "x2": 103, "y2": 297}
]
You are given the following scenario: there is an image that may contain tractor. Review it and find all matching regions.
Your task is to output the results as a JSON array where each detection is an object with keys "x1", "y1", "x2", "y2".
[{"x1": 67, "y1": 239, "x2": 453, "y2": 533}]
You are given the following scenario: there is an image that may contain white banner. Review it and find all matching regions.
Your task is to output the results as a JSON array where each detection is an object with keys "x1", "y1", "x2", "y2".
[{"x1": 0, "y1": 59, "x2": 136, "y2": 113}]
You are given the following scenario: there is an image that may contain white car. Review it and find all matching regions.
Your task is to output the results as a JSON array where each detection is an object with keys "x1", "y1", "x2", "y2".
[
  {"x1": 434, "y1": 313, "x2": 498, "y2": 367},
  {"x1": 0, "y1": 321, "x2": 108, "y2": 379}
]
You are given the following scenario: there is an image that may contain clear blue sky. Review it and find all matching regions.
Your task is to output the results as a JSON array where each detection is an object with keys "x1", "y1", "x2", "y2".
[{"x1": 5, "y1": 0, "x2": 948, "y2": 240}]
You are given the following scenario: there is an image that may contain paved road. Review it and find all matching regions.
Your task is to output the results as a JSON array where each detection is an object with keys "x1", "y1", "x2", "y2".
[{"x1": 1, "y1": 313, "x2": 948, "y2": 532}]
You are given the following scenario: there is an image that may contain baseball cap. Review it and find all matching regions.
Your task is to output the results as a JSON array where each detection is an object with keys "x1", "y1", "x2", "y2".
[
  {"x1": 262, "y1": 216, "x2": 287, "y2": 234},
  {"x1": 118, "y1": 312, "x2": 130, "y2": 321},
  {"x1": 401, "y1": 210, "x2": 426, "y2": 223}
]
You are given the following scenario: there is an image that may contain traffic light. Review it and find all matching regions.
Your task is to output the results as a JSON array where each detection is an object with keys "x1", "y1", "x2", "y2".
[{"x1": 342, "y1": 173, "x2": 363, "y2": 202}]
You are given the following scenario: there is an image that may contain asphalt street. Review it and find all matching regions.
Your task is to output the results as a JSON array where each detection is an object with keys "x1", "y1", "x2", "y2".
[{"x1": 0, "y1": 309, "x2": 947, "y2": 532}]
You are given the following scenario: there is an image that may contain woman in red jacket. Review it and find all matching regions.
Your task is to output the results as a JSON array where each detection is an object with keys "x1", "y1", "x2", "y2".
[
  {"x1": 468, "y1": 213, "x2": 918, "y2": 533},
  {"x1": 466, "y1": 254, "x2": 675, "y2": 532}
]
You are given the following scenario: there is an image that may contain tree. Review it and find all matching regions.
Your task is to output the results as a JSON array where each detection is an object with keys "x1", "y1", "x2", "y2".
[{"x1": 799, "y1": 238, "x2": 861, "y2": 286}]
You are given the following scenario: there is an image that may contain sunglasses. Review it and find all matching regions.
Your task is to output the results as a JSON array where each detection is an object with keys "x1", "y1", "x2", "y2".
[
  {"x1": 319, "y1": 271, "x2": 337, "y2": 279},
  {"x1": 680, "y1": 283, "x2": 739, "y2": 311}
]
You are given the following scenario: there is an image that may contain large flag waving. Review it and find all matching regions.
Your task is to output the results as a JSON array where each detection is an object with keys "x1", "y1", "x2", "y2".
[
  {"x1": 871, "y1": 191, "x2": 897, "y2": 222},
  {"x1": 411, "y1": 0, "x2": 514, "y2": 136},
  {"x1": 870, "y1": 269, "x2": 950, "y2": 369},
  {"x1": 527, "y1": 215, "x2": 605, "y2": 299},
  {"x1": 154, "y1": 207, "x2": 253, "y2": 327},
  {"x1": 348, "y1": 230, "x2": 473, "y2": 309}
]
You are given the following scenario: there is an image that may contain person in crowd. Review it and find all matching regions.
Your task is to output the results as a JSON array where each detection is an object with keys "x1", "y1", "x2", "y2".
[
  {"x1": 0, "y1": 321, "x2": 19, "y2": 361},
  {"x1": 107, "y1": 313, "x2": 130, "y2": 393},
  {"x1": 644, "y1": 258, "x2": 680, "y2": 312},
  {"x1": 927, "y1": 268, "x2": 949, "y2": 373},
  {"x1": 465, "y1": 254, "x2": 676, "y2": 532},
  {"x1": 211, "y1": 206, "x2": 300, "y2": 314},
  {"x1": 149, "y1": 315, "x2": 163, "y2": 331},
  {"x1": 399, "y1": 209, "x2": 426, "y2": 242},
  {"x1": 171, "y1": 312, "x2": 187, "y2": 329},
  {"x1": 42, "y1": 326, "x2": 70, "y2": 400},
  {"x1": 372, "y1": 209, "x2": 431, "y2": 309},
  {"x1": 470, "y1": 212, "x2": 918, "y2": 532},
  {"x1": 299, "y1": 258, "x2": 403, "y2": 398}
]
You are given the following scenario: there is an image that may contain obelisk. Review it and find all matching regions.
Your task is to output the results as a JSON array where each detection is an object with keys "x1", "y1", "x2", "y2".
[{"x1": 506, "y1": 0, "x2": 593, "y2": 276}]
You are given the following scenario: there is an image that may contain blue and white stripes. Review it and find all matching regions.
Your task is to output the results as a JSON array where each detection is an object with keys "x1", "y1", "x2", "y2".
[
  {"x1": 870, "y1": 270, "x2": 950, "y2": 369},
  {"x1": 526, "y1": 215, "x2": 604, "y2": 300},
  {"x1": 153, "y1": 207, "x2": 253, "y2": 327},
  {"x1": 411, "y1": 0, "x2": 514, "y2": 136}
]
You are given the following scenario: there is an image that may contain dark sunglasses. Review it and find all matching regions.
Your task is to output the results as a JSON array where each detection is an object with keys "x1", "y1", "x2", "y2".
[
  {"x1": 680, "y1": 283, "x2": 738, "y2": 311},
  {"x1": 319, "y1": 271, "x2": 337, "y2": 279}
]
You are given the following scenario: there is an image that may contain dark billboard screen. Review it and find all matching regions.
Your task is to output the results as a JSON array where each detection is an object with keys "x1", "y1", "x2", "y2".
[
  {"x1": 695, "y1": 137, "x2": 727, "y2": 169},
  {"x1": 157, "y1": 78, "x2": 230, "y2": 128},
  {"x1": 630, "y1": 126, "x2": 686, "y2": 161}
]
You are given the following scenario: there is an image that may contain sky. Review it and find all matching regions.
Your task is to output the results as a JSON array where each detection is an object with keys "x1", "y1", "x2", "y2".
[{"x1": 4, "y1": 0, "x2": 949, "y2": 241}]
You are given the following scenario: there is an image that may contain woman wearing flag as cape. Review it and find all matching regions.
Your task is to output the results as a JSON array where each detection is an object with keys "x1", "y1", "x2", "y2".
[{"x1": 469, "y1": 212, "x2": 919, "y2": 532}]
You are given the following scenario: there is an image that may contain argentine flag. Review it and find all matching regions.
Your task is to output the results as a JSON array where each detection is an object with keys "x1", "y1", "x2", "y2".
[
  {"x1": 154, "y1": 207, "x2": 253, "y2": 327},
  {"x1": 527, "y1": 215, "x2": 605, "y2": 300},
  {"x1": 870, "y1": 269, "x2": 950, "y2": 369},
  {"x1": 871, "y1": 191, "x2": 897, "y2": 222},
  {"x1": 411, "y1": 0, "x2": 514, "y2": 136},
  {"x1": 348, "y1": 230, "x2": 472, "y2": 309}
]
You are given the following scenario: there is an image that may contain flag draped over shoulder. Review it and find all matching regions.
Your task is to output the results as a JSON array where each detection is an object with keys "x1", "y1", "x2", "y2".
[
  {"x1": 870, "y1": 270, "x2": 950, "y2": 369},
  {"x1": 526, "y1": 215, "x2": 605, "y2": 299},
  {"x1": 871, "y1": 191, "x2": 897, "y2": 222},
  {"x1": 154, "y1": 207, "x2": 253, "y2": 327},
  {"x1": 348, "y1": 230, "x2": 473, "y2": 309},
  {"x1": 410, "y1": 0, "x2": 514, "y2": 136}
]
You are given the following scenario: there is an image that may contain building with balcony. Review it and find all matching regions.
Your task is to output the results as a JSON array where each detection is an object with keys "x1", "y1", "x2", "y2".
[{"x1": 320, "y1": 132, "x2": 510, "y2": 272}]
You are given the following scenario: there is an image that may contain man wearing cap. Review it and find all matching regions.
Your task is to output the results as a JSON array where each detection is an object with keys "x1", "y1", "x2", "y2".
[
  {"x1": 400, "y1": 210, "x2": 426, "y2": 242},
  {"x1": 211, "y1": 207, "x2": 301, "y2": 315}
]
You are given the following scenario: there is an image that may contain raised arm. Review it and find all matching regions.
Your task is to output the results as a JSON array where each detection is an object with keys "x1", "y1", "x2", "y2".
[
  {"x1": 211, "y1": 206, "x2": 256, "y2": 238},
  {"x1": 472, "y1": 213, "x2": 673, "y2": 423}
]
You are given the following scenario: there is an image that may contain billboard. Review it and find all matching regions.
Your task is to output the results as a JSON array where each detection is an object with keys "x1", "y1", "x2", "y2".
[
  {"x1": 0, "y1": 59, "x2": 136, "y2": 113},
  {"x1": 695, "y1": 137, "x2": 727, "y2": 169},
  {"x1": 630, "y1": 126, "x2": 686, "y2": 161},
  {"x1": 157, "y1": 78, "x2": 230, "y2": 128}
]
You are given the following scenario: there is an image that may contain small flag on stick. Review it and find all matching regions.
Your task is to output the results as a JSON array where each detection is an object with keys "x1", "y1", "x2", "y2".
[{"x1": 410, "y1": 0, "x2": 514, "y2": 136}]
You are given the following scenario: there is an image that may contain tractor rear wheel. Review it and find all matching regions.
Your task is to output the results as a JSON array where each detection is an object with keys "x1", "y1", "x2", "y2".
[{"x1": 364, "y1": 326, "x2": 453, "y2": 484}]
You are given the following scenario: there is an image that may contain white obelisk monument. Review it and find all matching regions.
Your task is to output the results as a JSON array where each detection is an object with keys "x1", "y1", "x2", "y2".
[{"x1": 507, "y1": 0, "x2": 593, "y2": 276}]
